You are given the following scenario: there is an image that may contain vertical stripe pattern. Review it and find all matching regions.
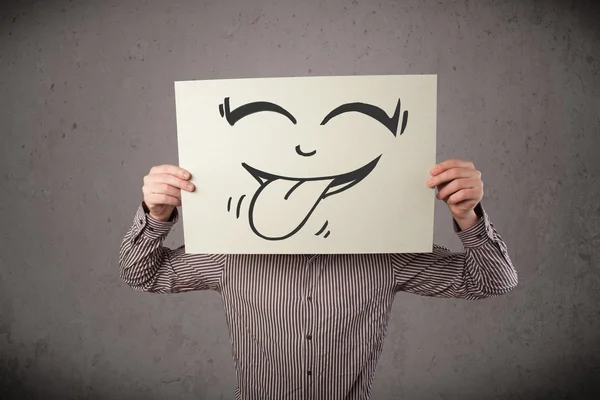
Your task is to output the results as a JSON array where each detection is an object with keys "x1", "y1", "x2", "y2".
[{"x1": 119, "y1": 203, "x2": 518, "y2": 399}]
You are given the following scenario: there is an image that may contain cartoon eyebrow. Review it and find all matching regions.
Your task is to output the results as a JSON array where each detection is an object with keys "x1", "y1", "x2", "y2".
[
  {"x1": 219, "y1": 97, "x2": 297, "y2": 126},
  {"x1": 320, "y1": 99, "x2": 408, "y2": 136}
]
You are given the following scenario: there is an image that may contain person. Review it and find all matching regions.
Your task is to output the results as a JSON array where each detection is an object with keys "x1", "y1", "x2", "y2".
[{"x1": 119, "y1": 159, "x2": 517, "y2": 400}]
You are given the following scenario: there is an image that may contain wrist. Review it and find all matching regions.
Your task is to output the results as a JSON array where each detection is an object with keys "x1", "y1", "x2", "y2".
[
  {"x1": 142, "y1": 202, "x2": 174, "y2": 222},
  {"x1": 453, "y1": 209, "x2": 479, "y2": 231},
  {"x1": 149, "y1": 212, "x2": 170, "y2": 222}
]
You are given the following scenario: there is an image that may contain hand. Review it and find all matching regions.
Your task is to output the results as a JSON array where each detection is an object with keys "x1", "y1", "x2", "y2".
[
  {"x1": 426, "y1": 159, "x2": 483, "y2": 230},
  {"x1": 142, "y1": 165, "x2": 195, "y2": 222}
]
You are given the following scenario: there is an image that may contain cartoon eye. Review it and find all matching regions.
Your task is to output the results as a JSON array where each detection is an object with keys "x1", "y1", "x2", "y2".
[
  {"x1": 320, "y1": 100, "x2": 408, "y2": 136},
  {"x1": 219, "y1": 97, "x2": 297, "y2": 126}
]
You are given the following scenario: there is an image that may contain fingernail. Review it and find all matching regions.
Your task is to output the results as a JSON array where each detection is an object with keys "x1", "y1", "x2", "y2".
[{"x1": 183, "y1": 172, "x2": 190, "y2": 178}]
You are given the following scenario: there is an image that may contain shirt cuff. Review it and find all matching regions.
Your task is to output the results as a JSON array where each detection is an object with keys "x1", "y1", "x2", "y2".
[
  {"x1": 453, "y1": 203, "x2": 494, "y2": 248},
  {"x1": 131, "y1": 202, "x2": 178, "y2": 242}
]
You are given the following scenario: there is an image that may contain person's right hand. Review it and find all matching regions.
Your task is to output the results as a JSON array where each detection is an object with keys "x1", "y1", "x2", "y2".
[{"x1": 142, "y1": 164, "x2": 195, "y2": 222}]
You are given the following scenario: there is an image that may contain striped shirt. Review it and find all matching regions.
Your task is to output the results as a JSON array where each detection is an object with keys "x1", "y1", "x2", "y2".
[{"x1": 119, "y1": 202, "x2": 517, "y2": 399}]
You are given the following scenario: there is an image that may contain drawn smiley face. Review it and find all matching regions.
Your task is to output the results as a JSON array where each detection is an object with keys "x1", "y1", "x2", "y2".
[{"x1": 219, "y1": 97, "x2": 409, "y2": 241}]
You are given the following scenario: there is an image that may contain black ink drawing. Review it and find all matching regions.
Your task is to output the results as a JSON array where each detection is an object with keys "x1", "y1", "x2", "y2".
[
  {"x1": 219, "y1": 97, "x2": 409, "y2": 241},
  {"x1": 227, "y1": 195, "x2": 246, "y2": 219},
  {"x1": 295, "y1": 145, "x2": 316, "y2": 157},
  {"x1": 320, "y1": 99, "x2": 409, "y2": 136},
  {"x1": 315, "y1": 220, "x2": 330, "y2": 238},
  {"x1": 219, "y1": 97, "x2": 297, "y2": 126},
  {"x1": 241, "y1": 156, "x2": 381, "y2": 241}
]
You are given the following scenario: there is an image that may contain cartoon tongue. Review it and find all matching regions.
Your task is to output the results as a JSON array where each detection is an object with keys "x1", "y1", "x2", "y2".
[{"x1": 249, "y1": 178, "x2": 333, "y2": 240}]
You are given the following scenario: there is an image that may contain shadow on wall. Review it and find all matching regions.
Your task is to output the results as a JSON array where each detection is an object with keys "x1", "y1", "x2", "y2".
[
  {"x1": 0, "y1": 355, "x2": 132, "y2": 400},
  {"x1": 2, "y1": 353, "x2": 600, "y2": 400},
  {"x1": 0, "y1": 353, "x2": 227, "y2": 400}
]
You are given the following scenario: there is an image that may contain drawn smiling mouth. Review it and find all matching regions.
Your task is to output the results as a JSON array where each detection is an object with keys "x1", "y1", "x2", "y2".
[{"x1": 240, "y1": 155, "x2": 382, "y2": 241}]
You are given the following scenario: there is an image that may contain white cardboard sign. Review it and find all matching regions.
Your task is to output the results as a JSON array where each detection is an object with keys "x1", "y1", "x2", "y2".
[{"x1": 175, "y1": 75, "x2": 437, "y2": 254}]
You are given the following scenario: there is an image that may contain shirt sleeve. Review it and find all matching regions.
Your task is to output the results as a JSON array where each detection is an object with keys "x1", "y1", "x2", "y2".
[
  {"x1": 118, "y1": 202, "x2": 226, "y2": 294},
  {"x1": 392, "y1": 203, "x2": 518, "y2": 300}
]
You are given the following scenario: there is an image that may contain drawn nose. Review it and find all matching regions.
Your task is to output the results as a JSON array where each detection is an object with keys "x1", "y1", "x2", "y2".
[{"x1": 295, "y1": 145, "x2": 317, "y2": 157}]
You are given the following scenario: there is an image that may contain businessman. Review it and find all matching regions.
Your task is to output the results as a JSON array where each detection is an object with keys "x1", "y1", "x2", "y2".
[{"x1": 119, "y1": 158, "x2": 517, "y2": 400}]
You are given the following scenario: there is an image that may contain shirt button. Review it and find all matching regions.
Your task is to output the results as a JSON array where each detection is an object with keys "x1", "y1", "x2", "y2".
[
  {"x1": 139, "y1": 218, "x2": 144, "y2": 224},
  {"x1": 307, "y1": 296, "x2": 312, "y2": 302},
  {"x1": 306, "y1": 334, "x2": 312, "y2": 340},
  {"x1": 307, "y1": 371, "x2": 312, "y2": 376}
]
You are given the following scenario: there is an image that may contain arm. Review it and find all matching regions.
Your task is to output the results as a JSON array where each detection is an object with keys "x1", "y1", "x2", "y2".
[
  {"x1": 119, "y1": 202, "x2": 226, "y2": 294},
  {"x1": 392, "y1": 204, "x2": 518, "y2": 300}
]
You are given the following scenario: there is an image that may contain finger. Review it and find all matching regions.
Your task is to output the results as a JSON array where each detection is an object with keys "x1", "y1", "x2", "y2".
[
  {"x1": 144, "y1": 182, "x2": 182, "y2": 199},
  {"x1": 147, "y1": 173, "x2": 195, "y2": 191},
  {"x1": 144, "y1": 193, "x2": 182, "y2": 207},
  {"x1": 436, "y1": 177, "x2": 479, "y2": 200},
  {"x1": 428, "y1": 167, "x2": 480, "y2": 188},
  {"x1": 150, "y1": 164, "x2": 191, "y2": 180},
  {"x1": 446, "y1": 188, "x2": 479, "y2": 205},
  {"x1": 430, "y1": 159, "x2": 474, "y2": 176}
]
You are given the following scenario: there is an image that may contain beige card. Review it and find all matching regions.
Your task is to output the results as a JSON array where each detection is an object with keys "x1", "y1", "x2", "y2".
[{"x1": 174, "y1": 75, "x2": 437, "y2": 254}]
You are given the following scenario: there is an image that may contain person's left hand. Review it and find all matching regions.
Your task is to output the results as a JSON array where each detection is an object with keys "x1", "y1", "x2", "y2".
[{"x1": 426, "y1": 159, "x2": 484, "y2": 229}]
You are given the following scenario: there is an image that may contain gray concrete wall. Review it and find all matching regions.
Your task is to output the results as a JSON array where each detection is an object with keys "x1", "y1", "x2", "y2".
[{"x1": 1, "y1": 0, "x2": 599, "y2": 399}]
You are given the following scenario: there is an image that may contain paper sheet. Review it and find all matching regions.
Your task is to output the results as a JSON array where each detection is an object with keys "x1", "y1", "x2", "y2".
[{"x1": 174, "y1": 75, "x2": 437, "y2": 254}]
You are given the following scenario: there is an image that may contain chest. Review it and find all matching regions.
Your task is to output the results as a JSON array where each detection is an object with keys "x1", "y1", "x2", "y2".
[{"x1": 221, "y1": 254, "x2": 395, "y2": 313}]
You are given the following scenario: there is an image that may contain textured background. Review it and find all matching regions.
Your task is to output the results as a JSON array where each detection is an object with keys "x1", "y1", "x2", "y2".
[{"x1": 1, "y1": 0, "x2": 599, "y2": 399}]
